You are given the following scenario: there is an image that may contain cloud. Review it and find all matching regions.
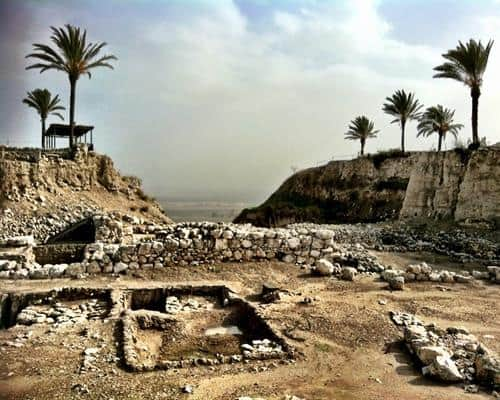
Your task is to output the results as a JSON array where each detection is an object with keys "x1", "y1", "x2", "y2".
[{"x1": 2, "y1": 0, "x2": 500, "y2": 203}]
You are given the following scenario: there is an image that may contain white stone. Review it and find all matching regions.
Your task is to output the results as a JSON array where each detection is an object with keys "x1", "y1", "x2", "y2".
[
  {"x1": 416, "y1": 346, "x2": 452, "y2": 365},
  {"x1": 422, "y1": 355, "x2": 463, "y2": 382},
  {"x1": 113, "y1": 262, "x2": 128, "y2": 273},
  {"x1": 341, "y1": 267, "x2": 357, "y2": 281},
  {"x1": 316, "y1": 259, "x2": 334, "y2": 276},
  {"x1": 287, "y1": 237, "x2": 300, "y2": 250}
]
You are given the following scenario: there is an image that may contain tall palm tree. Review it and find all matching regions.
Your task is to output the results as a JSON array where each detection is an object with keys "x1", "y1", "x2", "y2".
[
  {"x1": 344, "y1": 116, "x2": 379, "y2": 156},
  {"x1": 26, "y1": 24, "x2": 117, "y2": 148},
  {"x1": 22, "y1": 89, "x2": 65, "y2": 149},
  {"x1": 433, "y1": 39, "x2": 493, "y2": 146},
  {"x1": 417, "y1": 105, "x2": 463, "y2": 152},
  {"x1": 382, "y1": 90, "x2": 422, "y2": 153}
]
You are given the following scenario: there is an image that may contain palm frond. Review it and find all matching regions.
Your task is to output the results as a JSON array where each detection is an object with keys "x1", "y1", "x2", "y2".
[
  {"x1": 382, "y1": 89, "x2": 422, "y2": 126},
  {"x1": 434, "y1": 39, "x2": 493, "y2": 89},
  {"x1": 345, "y1": 116, "x2": 379, "y2": 141},
  {"x1": 417, "y1": 104, "x2": 463, "y2": 140},
  {"x1": 22, "y1": 88, "x2": 66, "y2": 120},
  {"x1": 26, "y1": 24, "x2": 117, "y2": 80}
]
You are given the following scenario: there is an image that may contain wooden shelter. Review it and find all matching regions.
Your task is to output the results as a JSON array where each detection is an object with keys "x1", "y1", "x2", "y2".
[{"x1": 45, "y1": 124, "x2": 94, "y2": 150}]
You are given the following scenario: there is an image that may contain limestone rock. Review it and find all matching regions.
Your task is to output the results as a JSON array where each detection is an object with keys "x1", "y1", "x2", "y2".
[
  {"x1": 341, "y1": 267, "x2": 357, "y2": 281},
  {"x1": 422, "y1": 355, "x2": 463, "y2": 382},
  {"x1": 315, "y1": 259, "x2": 334, "y2": 276}
]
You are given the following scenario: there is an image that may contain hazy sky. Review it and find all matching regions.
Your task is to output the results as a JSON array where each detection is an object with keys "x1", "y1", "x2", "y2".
[{"x1": 1, "y1": 0, "x2": 500, "y2": 203}]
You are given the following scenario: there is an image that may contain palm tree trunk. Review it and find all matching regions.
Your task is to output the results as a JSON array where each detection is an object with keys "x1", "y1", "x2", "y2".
[
  {"x1": 69, "y1": 77, "x2": 77, "y2": 149},
  {"x1": 360, "y1": 139, "x2": 365, "y2": 156},
  {"x1": 471, "y1": 87, "x2": 480, "y2": 145},
  {"x1": 41, "y1": 118, "x2": 46, "y2": 149},
  {"x1": 401, "y1": 120, "x2": 406, "y2": 153},
  {"x1": 438, "y1": 132, "x2": 443, "y2": 152}
]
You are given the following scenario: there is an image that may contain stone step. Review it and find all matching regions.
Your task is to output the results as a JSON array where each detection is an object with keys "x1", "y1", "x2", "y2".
[
  {"x1": 0, "y1": 235, "x2": 36, "y2": 248},
  {"x1": 0, "y1": 246, "x2": 34, "y2": 264}
]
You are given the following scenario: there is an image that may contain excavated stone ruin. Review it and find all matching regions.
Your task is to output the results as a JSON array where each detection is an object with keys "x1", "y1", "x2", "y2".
[
  {"x1": 120, "y1": 285, "x2": 293, "y2": 371},
  {"x1": 0, "y1": 287, "x2": 111, "y2": 329},
  {"x1": 0, "y1": 284, "x2": 294, "y2": 373}
]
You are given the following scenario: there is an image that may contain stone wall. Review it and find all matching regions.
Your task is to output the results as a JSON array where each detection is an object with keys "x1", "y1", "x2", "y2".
[
  {"x1": 2, "y1": 220, "x2": 498, "y2": 285},
  {"x1": 0, "y1": 222, "x2": 339, "y2": 279},
  {"x1": 83, "y1": 222, "x2": 337, "y2": 271},
  {"x1": 399, "y1": 146, "x2": 500, "y2": 223},
  {"x1": 33, "y1": 243, "x2": 86, "y2": 265}
]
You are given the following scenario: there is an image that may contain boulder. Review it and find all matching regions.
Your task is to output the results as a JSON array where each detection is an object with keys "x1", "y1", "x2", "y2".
[
  {"x1": 422, "y1": 355, "x2": 463, "y2": 382},
  {"x1": 341, "y1": 267, "x2": 357, "y2": 281},
  {"x1": 65, "y1": 263, "x2": 84, "y2": 277},
  {"x1": 389, "y1": 276, "x2": 405, "y2": 290},
  {"x1": 315, "y1": 229, "x2": 334, "y2": 240},
  {"x1": 287, "y1": 237, "x2": 301, "y2": 250},
  {"x1": 113, "y1": 262, "x2": 128, "y2": 274},
  {"x1": 475, "y1": 348, "x2": 500, "y2": 387},
  {"x1": 416, "y1": 346, "x2": 451, "y2": 365},
  {"x1": 316, "y1": 259, "x2": 334, "y2": 276}
]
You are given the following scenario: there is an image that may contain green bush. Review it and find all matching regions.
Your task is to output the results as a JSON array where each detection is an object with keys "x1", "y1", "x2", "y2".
[
  {"x1": 368, "y1": 148, "x2": 410, "y2": 168},
  {"x1": 136, "y1": 188, "x2": 155, "y2": 202}
]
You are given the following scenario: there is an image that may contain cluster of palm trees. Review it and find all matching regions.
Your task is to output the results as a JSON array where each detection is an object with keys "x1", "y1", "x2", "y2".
[
  {"x1": 345, "y1": 39, "x2": 493, "y2": 155},
  {"x1": 23, "y1": 25, "x2": 116, "y2": 149}
]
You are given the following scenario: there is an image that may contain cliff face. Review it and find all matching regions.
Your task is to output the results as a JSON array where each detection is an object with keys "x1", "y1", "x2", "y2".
[
  {"x1": 401, "y1": 146, "x2": 500, "y2": 223},
  {"x1": 0, "y1": 145, "x2": 171, "y2": 241},
  {"x1": 236, "y1": 146, "x2": 500, "y2": 227},
  {"x1": 235, "y1": 152, "x2": 418, "y2": 227},
  {"x1": 0, "y1": 146, "x2": 135, "y2": 196}
]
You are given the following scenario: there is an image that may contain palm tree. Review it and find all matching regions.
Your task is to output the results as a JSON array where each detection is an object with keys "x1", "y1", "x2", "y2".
[
  {"x1": 26, "y1": 24, "x2": 117, "y2": 148},
  {"x1": 417, "y1": 105, "x2": 463, "y2": 152},
  {"x1": 433, "y1": 39, "x2": 493, "y2": 146},
  {"x1": 345, "y1": 116, "x2": 379, "y2": 156},
  {"x1": 382, "y1": 90, "x2": 422, "y2": 153},
  {"x1": 22, "y1": 89, "x2": 65, "y2": 149}
]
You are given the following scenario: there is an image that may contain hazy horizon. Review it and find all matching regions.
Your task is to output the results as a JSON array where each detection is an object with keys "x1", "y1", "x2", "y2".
[{"x1": 2, "y1": 0, "x2": 500, "y2": 205}]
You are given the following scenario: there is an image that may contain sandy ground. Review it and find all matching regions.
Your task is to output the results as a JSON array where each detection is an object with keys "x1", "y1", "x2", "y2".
[{"x1": 0, "y1": 252, "x2": 499, "y2": 400}]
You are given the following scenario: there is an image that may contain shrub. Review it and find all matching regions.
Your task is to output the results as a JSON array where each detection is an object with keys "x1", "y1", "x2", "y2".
[
  {"x1": 123, "y1": 175, "x2": 142, "y2": 187},
  {"x1": 368, "y1": 148, "x2": 410, "y2": 168},
  {"x1": 136, "y1": 188, "x2": 155, "y2": 202}
]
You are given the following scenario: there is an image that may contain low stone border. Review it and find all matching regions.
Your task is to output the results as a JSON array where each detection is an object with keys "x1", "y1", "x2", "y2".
[{"x1": 120, "y1": 288, "x2": 293, "y2": 372}]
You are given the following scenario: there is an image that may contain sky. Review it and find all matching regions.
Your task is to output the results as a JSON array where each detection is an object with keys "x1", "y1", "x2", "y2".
[{"x1": 1, "y1": 0, "x2": 500, "y2": 204}]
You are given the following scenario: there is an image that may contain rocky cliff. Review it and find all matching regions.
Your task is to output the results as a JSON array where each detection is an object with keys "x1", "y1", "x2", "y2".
[
  {"x1": 235, "y1": 151, "x2": 418, "y2": 227},
  {"x1": 0, "y1": 145, "x2": 171, "y2": 241},
  {"x1": 401, "y1": 146, "x2": 500, "y2": 224},
  {"x1": 236, "y1": 146, "x2": 500, "y2": 227}
]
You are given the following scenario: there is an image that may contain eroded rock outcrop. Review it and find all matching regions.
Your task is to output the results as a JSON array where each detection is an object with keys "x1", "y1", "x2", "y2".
[
  {"x1": 400, "y1": 146, "x2": 500, "y2": 223},
  {"x1": 0, "y1": 145, "x2": 170, "y2": 241},
  {"x1": 235, "y1": 152, "x2": 417, "y2": 227},
  {"x1": 236, "y1": 146, "x2": 500, "y2": 227}
]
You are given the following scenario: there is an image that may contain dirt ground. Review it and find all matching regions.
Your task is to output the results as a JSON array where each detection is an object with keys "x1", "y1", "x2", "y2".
[{"x1": 0, "y1": 252, "x2": 499, "y2": 400}]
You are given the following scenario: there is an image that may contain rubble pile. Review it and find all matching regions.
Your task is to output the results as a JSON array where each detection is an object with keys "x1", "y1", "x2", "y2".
[
  {"x1": 391, "y1": 312, "x2": 500, "y2": 390},
  {"x1": 380, "y1": 263, "x2": 500, "y2": 289},
  {"x1": 291, "y1": 223, "x2": 499, "y2": 264},
  {"x1": 16, "y1": 299, "x2": 108, "y2": 327}
]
